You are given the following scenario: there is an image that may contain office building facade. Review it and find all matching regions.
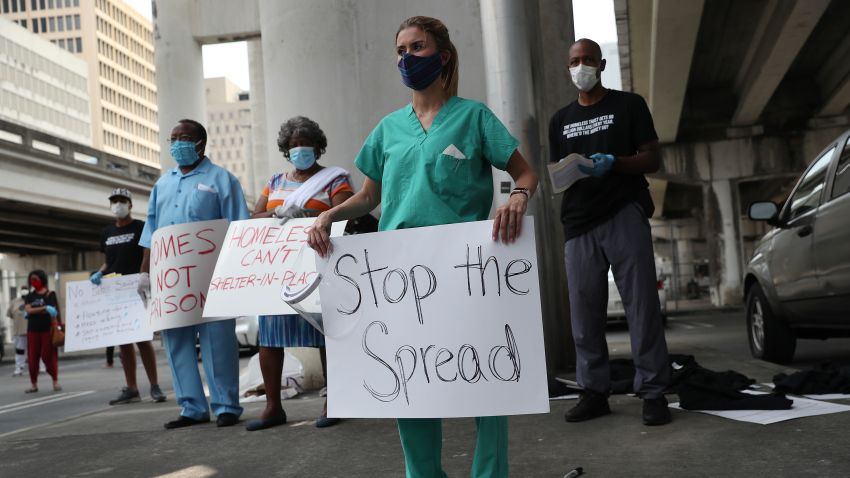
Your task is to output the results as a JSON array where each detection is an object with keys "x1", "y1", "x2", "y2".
[
  {"x1": 0, "y1": 16, "x2": 90, "y2": 144},
  {"x1": 2, "y1": 0, "x2": 159, "y2": 166},
  {"x1": 205, "y1": 77, "x2": 256, "y2": 199}
]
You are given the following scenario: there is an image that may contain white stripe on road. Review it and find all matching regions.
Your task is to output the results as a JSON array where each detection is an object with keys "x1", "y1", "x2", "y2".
[
  {"x1": 0, "y1": 392, "x2": 75, "y2": 412},
  {"x1": 0, "y1": 391, "x2": 95, "y2": 416}
]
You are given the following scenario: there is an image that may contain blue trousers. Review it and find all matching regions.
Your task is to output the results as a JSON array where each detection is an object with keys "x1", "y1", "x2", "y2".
[
  {"x1": 565, "y1": 202, "x2": 670, "y2": 398},
  {"x1": 162, "y1": 319, "x2": 242, "y2": 420}
]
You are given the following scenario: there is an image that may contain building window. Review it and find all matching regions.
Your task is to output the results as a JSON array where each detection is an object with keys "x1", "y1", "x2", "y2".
[
  {"x1": 47, "y1": 0, "x2": 52, "y2": 8},
  {"x1": 39, "y1": 0, "x2": 44, "y2": 8},
  {"x1": 20, "y1": 0, "x2": 25, "y2": 10},
  {"x1": 75, "y1": 37, "x2": 81, "y2": 53},
  {"x1": 74, "y1": 13, "x2": 79, "y2": 29},
  {"x1": 31, "y1": 0, "x2": 36, "y2": 10},
  {"x1": 48, "y1": 16, "x2": 55, "y2": 31},
  {"x1": 57, "y1": 38, "x2": 65, "y2": 49},
  {"x1": 57, "y1": 15, "x2": 63, "y2": 31},
  {"x1": 3, "y1": 0, "x2": 11, "y2": 13},
  {"x1": 20, "y1": 19, "x2": 27, "y2": 29},
  {"x1": 40, "y1": 17, "x2": 46, "y2": 31},
  {"x1": 33, "y1": 20, "x2": 38, "y2": 32}
]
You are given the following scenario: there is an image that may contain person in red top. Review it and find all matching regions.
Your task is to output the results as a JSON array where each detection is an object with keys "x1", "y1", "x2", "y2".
[{"x1": 23, "y1": 270, "x2": 62, "y2": 393}]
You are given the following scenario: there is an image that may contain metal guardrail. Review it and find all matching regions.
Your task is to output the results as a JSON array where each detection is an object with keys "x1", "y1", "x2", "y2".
[{"x1": 0, "y1": 118, "x2": 160, "y2": 185}]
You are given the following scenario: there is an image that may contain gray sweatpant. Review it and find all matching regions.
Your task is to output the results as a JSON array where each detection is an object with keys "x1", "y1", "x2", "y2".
[{"x1": 565, "y1": 202, "x2": 670, "y2": 398}]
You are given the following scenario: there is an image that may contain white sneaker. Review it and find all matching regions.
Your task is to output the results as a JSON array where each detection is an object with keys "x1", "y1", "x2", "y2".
[{"x1": 12, "y1": 368, "x2": 23, "y2": 377}]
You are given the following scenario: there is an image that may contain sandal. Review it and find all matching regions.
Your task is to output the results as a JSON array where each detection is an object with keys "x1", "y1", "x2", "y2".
[
  {"x1": 25, "y1": 387, "x2": 38, "y2": 393},
  {"x1": 53, "y1": 384, "x2": 62, "y2": 392}
]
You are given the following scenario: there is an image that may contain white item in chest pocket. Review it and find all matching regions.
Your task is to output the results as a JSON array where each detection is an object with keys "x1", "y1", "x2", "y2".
[
  {"x1": 442, "y1": 144, "x2": 466, "y2": 160},
  {"x1": 441, "y1": 144, "x2": 467, "y2": 171},
  {"x1": 196, "y1": 183, "x2": 217, "y2": 194}
]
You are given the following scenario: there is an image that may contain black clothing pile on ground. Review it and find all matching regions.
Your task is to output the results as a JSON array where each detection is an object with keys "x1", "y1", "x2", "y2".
[
  {"x1": 610, "y1": 355, "x2": 792, "y2": 411},
  {"x1": 773, "y1": 364, "x2": 850, "y2": 395}
]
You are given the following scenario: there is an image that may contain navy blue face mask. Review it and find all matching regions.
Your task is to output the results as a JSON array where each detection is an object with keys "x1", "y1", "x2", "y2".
[{"x1": 398, "y1": 51, "x2": 444, "y2": 90}]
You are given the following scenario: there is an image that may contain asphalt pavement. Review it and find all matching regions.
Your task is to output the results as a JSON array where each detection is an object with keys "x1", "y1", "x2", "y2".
[{"x1": 1, "y1": 310, "x2": 849, "y2": 477}]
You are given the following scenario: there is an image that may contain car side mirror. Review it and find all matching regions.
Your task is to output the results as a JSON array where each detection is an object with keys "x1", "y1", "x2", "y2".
[{"x1": 748, "y1": 201, "x2": 780, "y2": 225}]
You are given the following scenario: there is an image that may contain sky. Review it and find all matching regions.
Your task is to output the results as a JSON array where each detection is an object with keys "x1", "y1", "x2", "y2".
[{"x1": 123, "y1": 0, "x2": 618, "y2": 93}]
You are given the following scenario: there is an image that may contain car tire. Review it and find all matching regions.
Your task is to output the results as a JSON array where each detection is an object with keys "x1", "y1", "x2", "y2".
[{"x1": 746, "y1": 283, "x2": 795, "y2": 363}]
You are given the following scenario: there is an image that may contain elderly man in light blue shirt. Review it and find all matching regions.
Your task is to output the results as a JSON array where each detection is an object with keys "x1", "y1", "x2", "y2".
[{"x1": 139, "y1": 119, "x2": 250, "y2": 429}]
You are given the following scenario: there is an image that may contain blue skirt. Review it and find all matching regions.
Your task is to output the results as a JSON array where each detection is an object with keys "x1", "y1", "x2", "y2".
[{"x1": 258, "y1": 314, "x2": 325, "y2": 348}]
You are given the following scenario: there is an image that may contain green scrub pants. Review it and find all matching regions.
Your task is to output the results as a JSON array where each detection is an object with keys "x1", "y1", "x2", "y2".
[{"x1": 397, "y1": 416, "x2": 508, "y2": 478}]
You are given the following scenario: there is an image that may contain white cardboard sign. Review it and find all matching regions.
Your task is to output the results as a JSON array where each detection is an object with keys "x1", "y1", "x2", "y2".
[
  {"x1": 149, "y1": 219, "x2": 228, "y2": 330},
  {"x1": 64, "y1": 274, "x2": 152, "y2": 352},
  {"x1": 319, "y1": 217, "x2": 550, "y2": 418},
  {"x1": 203, "y1": 218, "x2": 346, "y2": 317}
]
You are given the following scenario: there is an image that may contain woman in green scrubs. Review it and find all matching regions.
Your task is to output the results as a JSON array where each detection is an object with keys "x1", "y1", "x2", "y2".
[{"x1": 308, "y1": 16, "x2": 539, "y2": 478}]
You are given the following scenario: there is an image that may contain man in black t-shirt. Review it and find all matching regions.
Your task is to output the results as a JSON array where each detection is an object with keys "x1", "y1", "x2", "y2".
[
  {"x1": 93, "y1": 188, "x2": 166, "y2": 405},
  {"x1": 549, "y1": 39, "x2": 671, "y2": 426}
]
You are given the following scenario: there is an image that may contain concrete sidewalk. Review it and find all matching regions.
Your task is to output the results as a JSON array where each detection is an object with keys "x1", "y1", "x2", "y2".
[{"x1": 2, "y1": 313, "x2": 849, "y2": 477}]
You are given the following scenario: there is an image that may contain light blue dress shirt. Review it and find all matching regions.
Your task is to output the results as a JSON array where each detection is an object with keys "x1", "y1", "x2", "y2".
[{"x1": 139, "y1": 157, "x2": 250, "y2": 248}]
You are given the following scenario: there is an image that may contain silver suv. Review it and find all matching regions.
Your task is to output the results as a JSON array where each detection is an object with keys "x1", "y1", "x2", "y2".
[{"x1": 744, "y1": 130, "x2": 850, "y2": 363}]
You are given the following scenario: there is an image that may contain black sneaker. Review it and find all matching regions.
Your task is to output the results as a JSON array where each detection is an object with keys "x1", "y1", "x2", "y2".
[
  {"x1": 150, "y1": 384, "x2": 166, "y2": 403},
  {"x1": 216, "y1": 413, "x2": 240, "y2": 427},
  {"x1": 109, "y1": 387, "x2": 141, "y2": 405},
  {"x1": 565, "y1": 391, "x2": 611, "y2": 422},
  {"x1": 642, "y1": 396, "x2": 672, "y2": 426},
  {"x1": 164, "y1": 415, "x2": 209, "y2": 429}
]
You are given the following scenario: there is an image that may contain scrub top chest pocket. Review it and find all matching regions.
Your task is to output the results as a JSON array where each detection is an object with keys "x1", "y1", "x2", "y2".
[
  {"x1": 431, "y1": 141, "x2": 482, "y2": 193},
  {"x1": 189, "y1": 184, "x2": 220, "y2": 221}
]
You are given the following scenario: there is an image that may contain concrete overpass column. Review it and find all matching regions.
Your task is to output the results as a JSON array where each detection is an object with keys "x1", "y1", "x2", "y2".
[
  {"x1": 480, "y1": 0, "x2": 535, "y2": 210},
  {"x1": 711, "y1": 179, "x2": 741, "y2": 306},
  {"x1": 151, "y1": 0, "x2": 206, "y2": 171},
  {"x1": 256, "y1": 0, "x2": 362, "y2": 187},
  {"x1": 247, "y1": 39, "x2": 269, "y2": 197}
]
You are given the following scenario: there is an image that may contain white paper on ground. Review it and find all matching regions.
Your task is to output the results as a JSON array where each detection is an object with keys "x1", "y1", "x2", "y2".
[
  {"x1": 549, "y1": 394, "x2": 580, "y2": 401},
  {"x1": 547, "y1": 153, "x2": 594, "y2": 194},
  {"x1": 670, "y1": 395, "x2": 850, "y2": 424},
  {"x1": 759, "y1": 382, "x2": 850, "y2": 400}
]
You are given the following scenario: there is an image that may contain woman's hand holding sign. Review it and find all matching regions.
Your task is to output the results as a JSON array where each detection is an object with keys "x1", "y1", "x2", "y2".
[
  {"x1": 493, "y1": 190, "x2": 528, "y2": 244},
  {"x1": 492, "y1": 151, "x2": 538, "y2": 244},
  {"x1": 307, "y1": 211, "x2": 334, "y2": 258}
]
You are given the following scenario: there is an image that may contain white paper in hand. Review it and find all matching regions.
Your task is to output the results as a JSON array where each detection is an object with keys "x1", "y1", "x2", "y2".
[{"x1": 547, "y1": 153, "x2": 594, "y2": 194}]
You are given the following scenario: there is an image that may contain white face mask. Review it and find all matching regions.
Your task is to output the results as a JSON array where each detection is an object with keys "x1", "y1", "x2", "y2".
[
  {"x1": 111, "y1": 202, "x2": 130, "y2": 219},
  {"x1": 569, "y1": 64, "x2": 599, "y2": 92}
]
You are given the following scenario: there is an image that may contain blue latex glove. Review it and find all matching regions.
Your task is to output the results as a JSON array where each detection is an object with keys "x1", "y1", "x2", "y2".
[
  {"x1": 45, "y1": 305, "x2": 58, "y2": 318},
  {"x1": 90, "y1": 271, "x2": 103, "y2": 285},
  {"x1": 578, "y1": 153, "x2": 616, "y2": 177}
]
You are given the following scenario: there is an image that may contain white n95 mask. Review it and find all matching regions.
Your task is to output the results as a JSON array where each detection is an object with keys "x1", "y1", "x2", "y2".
[
  {"x1": 570, "y1": 64, "x2": 599, "y2": 92},
  {"x1": 111, "y1": 202, "x2": 130, "y2": 219}
]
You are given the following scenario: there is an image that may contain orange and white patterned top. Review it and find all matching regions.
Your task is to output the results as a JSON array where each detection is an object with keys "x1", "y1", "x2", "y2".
[{"x1": 262, "y1": 172, "x2": 353, "y2": 213}]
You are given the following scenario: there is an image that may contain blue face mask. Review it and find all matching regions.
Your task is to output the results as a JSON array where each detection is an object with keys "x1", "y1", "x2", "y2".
[
  {"x1": 398, "y1": 51, "x2": 443, "y2": 90},
  {"x1": 288, "y1": 146, "x2": 316, "y2": 170},
  {"x1": 170, "y1": 140, "x2": 200, "y2": 167}
]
